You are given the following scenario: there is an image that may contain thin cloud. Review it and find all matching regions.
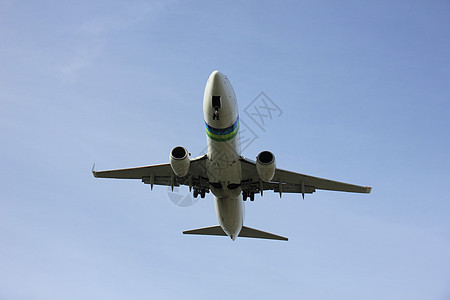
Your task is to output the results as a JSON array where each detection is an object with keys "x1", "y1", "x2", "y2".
[
  {"x1": 60, "y1": 2, "x2": 166, "y2": 78},
  {"x1": 60, "y1": 38, "x2": 104, "y2": 78},
  {"x1": 80, "y1": 2, "x2": 163, "y2": 35}
]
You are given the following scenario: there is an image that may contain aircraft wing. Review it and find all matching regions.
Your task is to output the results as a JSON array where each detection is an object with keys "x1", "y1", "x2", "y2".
[
  {"x1": 93, "y1": 155, "x2": 209, "y2": 190},
  {"x1": 240, "y1": 157, "x2": 371, "y2": 196}
]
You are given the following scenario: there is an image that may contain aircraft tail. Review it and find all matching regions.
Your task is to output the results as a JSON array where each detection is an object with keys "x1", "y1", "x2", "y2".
[{"x1": 183, "y1": 225, "x2": 288, "y2": 241}]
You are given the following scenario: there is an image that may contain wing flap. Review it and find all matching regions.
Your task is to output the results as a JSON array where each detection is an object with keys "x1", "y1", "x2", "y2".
[
  {"x1": 274, "y1": 168, "x2": 371, "y2": 193},
  {"x1": 92, "y1": 155, "x2": 209, "y2": 190},
  {"x1": 240, "y1": 157, "x2": 371, "y2": 194}
]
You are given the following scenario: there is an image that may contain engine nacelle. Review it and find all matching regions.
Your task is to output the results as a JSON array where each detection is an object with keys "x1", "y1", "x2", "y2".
[
  {"x1": 170, "y1": 146, "x2": 190, "y2": 177},
  {"x1": 256, "y1": 151, "x2": 276, "y2": 182}
]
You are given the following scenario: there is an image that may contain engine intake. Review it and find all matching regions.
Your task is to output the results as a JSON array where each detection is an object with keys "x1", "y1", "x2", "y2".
[
  {"x1": 256, "y1": 151, "x2": 276, "y2": 182},
  {"x1": 170, "y1": 146, "x2": 190, "y2": 177}
]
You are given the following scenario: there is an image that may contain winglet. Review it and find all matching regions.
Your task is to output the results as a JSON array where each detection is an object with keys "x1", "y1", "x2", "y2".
[{"x1": 92, "y1": 163, "x2": 97, "y2": 177}]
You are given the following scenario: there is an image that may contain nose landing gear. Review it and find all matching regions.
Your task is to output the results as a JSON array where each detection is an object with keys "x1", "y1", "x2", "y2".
[
  {"x1": 212, "y1": 96, "x2": 221, "y2": 120},
  {"x1": 213, "y1": 109, "x2": 219, "y2": 120}
]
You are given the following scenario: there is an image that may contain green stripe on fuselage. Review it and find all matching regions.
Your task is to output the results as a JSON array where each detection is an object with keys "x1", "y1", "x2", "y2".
[{"x1": 206, "y1": 122, "x2": 239, "y2": 142}]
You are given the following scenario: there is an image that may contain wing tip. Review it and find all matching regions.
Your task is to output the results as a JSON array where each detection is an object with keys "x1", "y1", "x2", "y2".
[{"x1": 365, "y1": 186, "x2": 372, "y2": 193}]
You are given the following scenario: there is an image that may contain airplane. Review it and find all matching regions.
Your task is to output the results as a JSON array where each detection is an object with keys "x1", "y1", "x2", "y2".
[{"x1": 92, "y1": 70, "x2": 371, "y2": 241}]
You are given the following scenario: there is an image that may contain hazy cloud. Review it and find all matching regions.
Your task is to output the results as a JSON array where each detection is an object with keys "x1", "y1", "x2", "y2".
[{"x1": 60, "y1": 2, "x2": 166, "y2": 78}]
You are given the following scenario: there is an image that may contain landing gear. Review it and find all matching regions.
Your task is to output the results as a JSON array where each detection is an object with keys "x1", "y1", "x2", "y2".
[
  {"x1": 212, "y1": 96, "x2": 221, "y2": 120},
  {"x1": 193, "y1": 189, "x2": 206, "y2": 199},
  {"x1": 243, "y1": 191, "x2": 255, "y2": 201},
  {"x1": 212, "y1": 110, "x2": 219, "y2": 120}
]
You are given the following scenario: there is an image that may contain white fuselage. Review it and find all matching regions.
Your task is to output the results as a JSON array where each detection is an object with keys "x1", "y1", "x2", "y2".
[{"x1": 203, "y1": 71, "x2": 244, "y2": 240}]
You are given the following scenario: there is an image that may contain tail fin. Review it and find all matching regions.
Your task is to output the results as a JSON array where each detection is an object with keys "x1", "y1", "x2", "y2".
[{"x1": 183, "y1": 225, "x2": 288, "y2": 241}]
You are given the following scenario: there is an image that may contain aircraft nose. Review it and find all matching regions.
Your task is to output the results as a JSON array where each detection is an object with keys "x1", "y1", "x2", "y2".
[
  {"x1": 209, "y1": 70, "x2": 226, "y2": 91},
  {"x1": 209, "y1": 70, "x2": 224, "y2": 82}
]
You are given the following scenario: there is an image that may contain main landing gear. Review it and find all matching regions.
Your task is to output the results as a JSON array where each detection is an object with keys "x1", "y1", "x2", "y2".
[
  {"x1": 193, "y1": 189, "x2": 206, "y2": 199},
  {"x1": 242, "y1": 191, "x2": 255, "y2": 201}
]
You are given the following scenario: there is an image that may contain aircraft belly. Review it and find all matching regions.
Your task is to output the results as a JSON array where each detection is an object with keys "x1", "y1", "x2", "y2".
[
  {"x1": 203, "y1": 70, "x2": 244, "y2": 239},
  {"x1": 208, "y1": 136, "x2": 244, "y2": 238},
  {"x1": 207, "y1": 141, "x2": 241, "y2": 181}
]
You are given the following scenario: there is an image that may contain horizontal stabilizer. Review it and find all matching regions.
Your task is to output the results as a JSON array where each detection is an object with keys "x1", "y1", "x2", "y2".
[
  {"x1": 183, "y1": 226, "x2": 288, "y2": 241},
  {"x1": 239, "y1": 226, "x2": 288, "y2": 241},
  {"x1": 183, "y1": 226, "x2": 227, "y2": 237}
]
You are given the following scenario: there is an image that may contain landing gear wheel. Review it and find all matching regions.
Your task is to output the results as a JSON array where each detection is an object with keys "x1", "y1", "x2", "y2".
[
  {"x1": 250, "y1": 192, "x2": 255, "y2": 201},
  {"x1": 243, "y1": 191, "x2": 248, "y2": 201},
  {"x1": 193, "y1": 189, "x2": 199, "y2": 198},
  {"x1": 200, "y1": 189, "x2": 206, "y2": 198}
]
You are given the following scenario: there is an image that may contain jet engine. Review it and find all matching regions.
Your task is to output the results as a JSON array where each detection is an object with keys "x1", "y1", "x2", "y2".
[
  {"x1": 170, "y1": 146, "x2": 190, "y2": 177},
  {"x1": 256, "y1": 151, "x2": 276, "y2": 182}
]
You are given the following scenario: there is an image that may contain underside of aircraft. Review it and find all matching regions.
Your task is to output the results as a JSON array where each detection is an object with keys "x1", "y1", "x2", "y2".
[{"x1": 93, "y1": 71, "x2": 371, "y2": 241}]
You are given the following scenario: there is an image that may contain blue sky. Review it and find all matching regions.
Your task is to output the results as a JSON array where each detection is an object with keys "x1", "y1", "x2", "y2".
[{"x1": 1, "y1": 1, "x2": 449, "y2": 299}]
